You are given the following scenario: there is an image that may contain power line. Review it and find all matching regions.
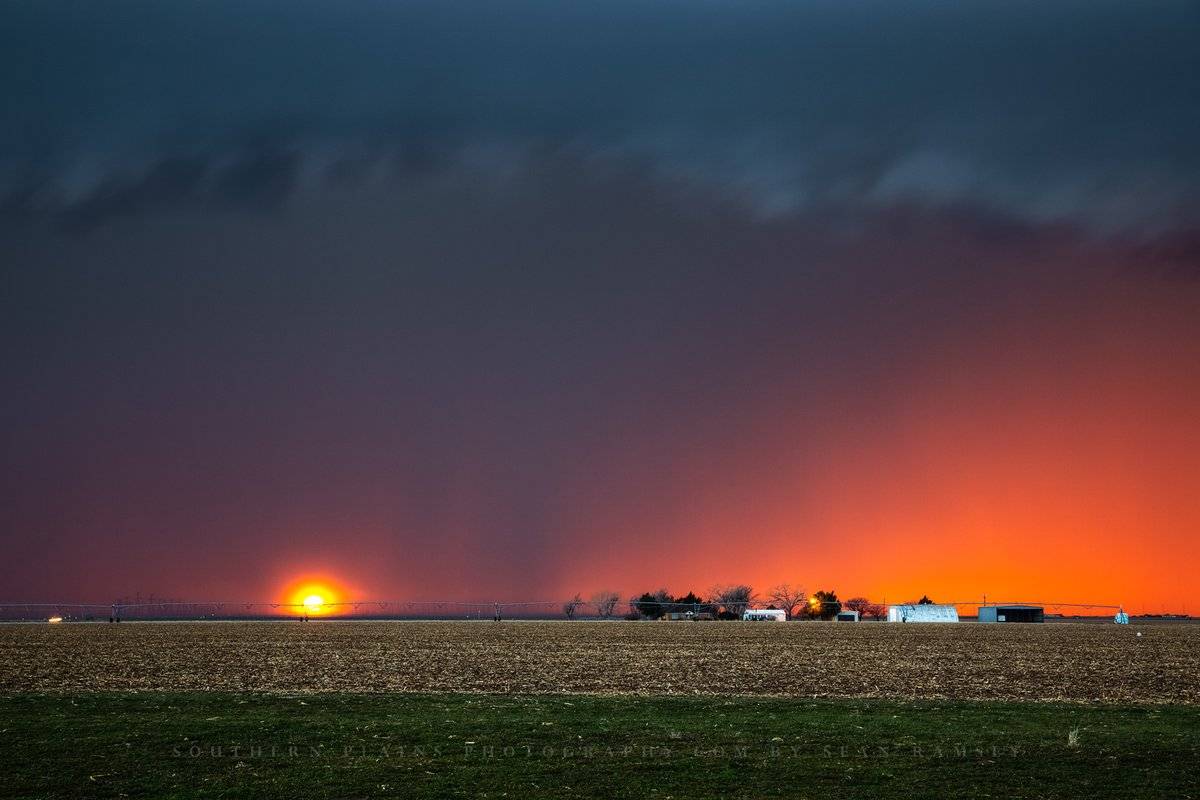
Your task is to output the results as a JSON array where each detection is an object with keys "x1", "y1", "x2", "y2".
[{"x1": 0, "y1": 596, "x2": 1135, "y2": 617}]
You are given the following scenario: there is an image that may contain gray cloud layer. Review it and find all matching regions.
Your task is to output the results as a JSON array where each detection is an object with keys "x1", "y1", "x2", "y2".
[{"x1": 3, "y1": 0, "x2": 1198, "y2": 235}]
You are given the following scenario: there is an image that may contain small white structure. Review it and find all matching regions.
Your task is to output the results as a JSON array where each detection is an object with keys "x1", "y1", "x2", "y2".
[
  {"x1": 1114, "y1": 609, "x2": 1130, "y2": 624},
  {"x1": 742, "y1": 608, "x2": 787, "y2": 622},
  {"x1": 887, "y1": 604, "x2": 959, "y2": 623},
  {"x1": 835, "y1": 610, "x2": 860, "y2": 622}
]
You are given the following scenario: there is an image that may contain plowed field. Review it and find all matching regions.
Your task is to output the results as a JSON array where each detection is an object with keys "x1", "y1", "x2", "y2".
[{"x1": 2, "y1": 620, "x2": 1196, "y2": 703}]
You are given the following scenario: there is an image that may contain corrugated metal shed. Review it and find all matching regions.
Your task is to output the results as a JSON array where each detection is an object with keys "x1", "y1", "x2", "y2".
[
  {"x1": 979, "y1": 605, "x2": 1044, "y2": 623},
  {"x1": 887, "y1": 604, "x2": 959, "y2": 623},
  {"x1": 742, "y1": 609, "x2": 787, "y2": 621}
]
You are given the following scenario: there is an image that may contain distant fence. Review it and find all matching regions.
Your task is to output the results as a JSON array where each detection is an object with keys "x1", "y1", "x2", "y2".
[
  {"x1": 0, "y1": 599, "x2": 572, "y2": 622},
  {"x1": 0, "y1": 598, "x2": 1140, "y2": 622}
]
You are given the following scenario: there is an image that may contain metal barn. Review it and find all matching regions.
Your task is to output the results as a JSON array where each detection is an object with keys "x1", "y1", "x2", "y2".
[
  {"x1": 978, "y1": 604, "x2": 1044, "y2": 623},
  {"x1": 887, "y1": 604, "x2": 959, "y2": 623}
]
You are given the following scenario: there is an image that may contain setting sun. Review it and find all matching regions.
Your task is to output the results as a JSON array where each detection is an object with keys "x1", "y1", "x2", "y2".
[{"x1": 281, "y1": 577, "x2": 347, "y2": 616}]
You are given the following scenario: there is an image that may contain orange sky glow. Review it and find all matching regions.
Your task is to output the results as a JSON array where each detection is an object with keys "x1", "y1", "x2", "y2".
[
  {"x1": 275, "y1": 259, "x2": 1198, "y2": 616},
  {"x1": 4, "y1": 192, "x2": 1197, "y2": 617}
]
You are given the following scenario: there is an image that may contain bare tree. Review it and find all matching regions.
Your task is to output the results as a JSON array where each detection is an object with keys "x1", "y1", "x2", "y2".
[
  {"x1": 767, "y1": 583, "x2": 807, "y2": 620},
  {"x1": 562, "y1": 593, "x2": 584, "y2": 620},
  {"x1": 711, "y1": 584, "x2": 755, "y2": 618},
  {"x1": 845, "y1": 597, "x2": 887, "y2": 620},
  {"x1": 843, "y1": 597, "x2": 872, "y2": 617},
  {"x1": 591, "y1": 590, "x2": 621, "y2": 619}
]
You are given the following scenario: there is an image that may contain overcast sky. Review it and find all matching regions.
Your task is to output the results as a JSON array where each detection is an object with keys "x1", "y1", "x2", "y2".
[{"x1": 2, "y1": 1, "x2": 1198, "y2": 610}]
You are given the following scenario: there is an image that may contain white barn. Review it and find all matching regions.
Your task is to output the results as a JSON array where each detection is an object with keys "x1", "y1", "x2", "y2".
[
  {"x1": 742, "y1": 608, "x2": 787, "y2": 622},
  {"x1": 887, "y1": 604, "x2": 959, "y2": 623}
]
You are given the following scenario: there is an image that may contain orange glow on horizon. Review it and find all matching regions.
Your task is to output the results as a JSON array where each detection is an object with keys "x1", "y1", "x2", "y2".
[{"x1": 282, "y1": 577, "x2": 347, "y2": 616}]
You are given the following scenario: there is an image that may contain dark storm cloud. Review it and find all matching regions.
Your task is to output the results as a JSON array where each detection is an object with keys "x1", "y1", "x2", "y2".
[
  {"x1": 2, "y1": 2, "x2": 1200, "y2": 605},
  {"x1": 2, "y1": 0, "x2": 1198, "y2": 234},
  {"x1": 3, "y1": 150, "x2": 1194, "y2": 601},
  {"x1": 2, "y1": 152, "x2": 302, "y2": 233}
]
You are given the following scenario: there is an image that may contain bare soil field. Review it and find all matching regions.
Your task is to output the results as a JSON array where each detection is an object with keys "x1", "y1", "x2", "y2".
[{"x1": 2, "y1": 620, "x2": 1196, "y2": 703}]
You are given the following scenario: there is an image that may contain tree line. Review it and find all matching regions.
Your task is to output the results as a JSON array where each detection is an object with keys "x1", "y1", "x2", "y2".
[{"x1": 561, "y1": 585, "x2": 888, "y2": 620}]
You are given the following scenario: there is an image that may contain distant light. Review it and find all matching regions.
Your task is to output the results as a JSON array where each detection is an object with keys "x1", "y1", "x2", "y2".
[
  {"x1": 48, "y1": 616, "x2": 63, "y2": 624},
  {"x1": 302, "y1": 595, "x2": 325, "y2": 611}
]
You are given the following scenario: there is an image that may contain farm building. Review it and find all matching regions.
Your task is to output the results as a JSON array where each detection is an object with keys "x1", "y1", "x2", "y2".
[
  {"x1": 887, "y1": 604, "x2": 959, "y2": 623},
  {"x1": 835, "y1": 610, "x2": 860, "y2": 622},
  {"x1": 978, "y1": 604, "x2": 1044, "y2": 623},
  {"x1": 742, "y1": 609, "x2": 787, "y2": 622}
]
